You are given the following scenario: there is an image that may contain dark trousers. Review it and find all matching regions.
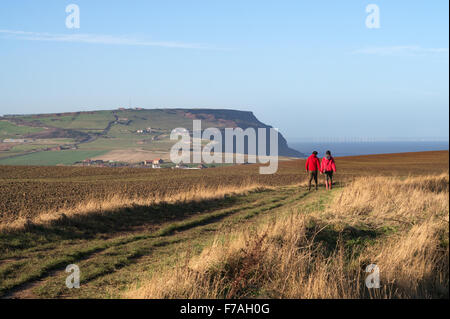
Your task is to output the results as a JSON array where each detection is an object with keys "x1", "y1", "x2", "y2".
[
  {"x1": 308, "y1": 170, "x2": 318, "y2": 190},
  {"x1": 325, "y1": 171, "x2": 333, "y2": 182}
]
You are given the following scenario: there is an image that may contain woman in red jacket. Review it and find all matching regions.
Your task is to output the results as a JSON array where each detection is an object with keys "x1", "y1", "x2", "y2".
[{"x1": 320, "y1": 150, "x2": 336, "y2": 190}]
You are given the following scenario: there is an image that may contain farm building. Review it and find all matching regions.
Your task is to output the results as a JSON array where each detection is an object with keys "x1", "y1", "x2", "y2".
[
  {"x1": 143, "y1": 159, "x2": 164, "y2": 166},
  {"x1": 136, "y1": 128, "x2": 151, "y2": 134}
]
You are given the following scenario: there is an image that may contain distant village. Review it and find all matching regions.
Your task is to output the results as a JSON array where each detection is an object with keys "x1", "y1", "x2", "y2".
[{"x1": 73, "y1": 158, "x2": 208, "y2": 170}]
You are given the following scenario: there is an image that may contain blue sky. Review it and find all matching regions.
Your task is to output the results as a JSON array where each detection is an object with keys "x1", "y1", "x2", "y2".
[{"x1": 0, "y1": 0, "x2": 448, "y2": 140}]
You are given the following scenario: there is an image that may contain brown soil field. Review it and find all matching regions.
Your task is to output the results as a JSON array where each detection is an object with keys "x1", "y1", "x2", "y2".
[{"x1": 0, "y1": 151, "x2": 447, "y2": 223}]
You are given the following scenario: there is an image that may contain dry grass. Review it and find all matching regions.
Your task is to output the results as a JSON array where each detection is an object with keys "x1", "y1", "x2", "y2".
[
  {"x1": 126, "y1": 174, "x2": 449, "y2": 299},
  {"x1": 0, "y1": 183, "x2": 267, "y2": 233},
  {"x1": 324, "y1": 174, "x2": 449, "y2": 226},
  {"x1": 367, "y1": 218, "x2": 449, "y2": 298}
]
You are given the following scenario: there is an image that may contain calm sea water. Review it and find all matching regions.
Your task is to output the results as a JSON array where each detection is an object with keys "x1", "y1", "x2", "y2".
[{"x1": 290, "y1": 141, "x2": 449, "y2": 158}]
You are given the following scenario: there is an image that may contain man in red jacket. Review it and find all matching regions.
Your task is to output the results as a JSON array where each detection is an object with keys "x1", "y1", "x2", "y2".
[{"x1": 305, "y1": 151, "x2": 320, "y2": 191}]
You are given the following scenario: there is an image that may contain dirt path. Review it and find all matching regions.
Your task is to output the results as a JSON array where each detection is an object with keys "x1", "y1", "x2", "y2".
[{"x1": 0, "y1": 186, "x2": 332, "y2": 299}]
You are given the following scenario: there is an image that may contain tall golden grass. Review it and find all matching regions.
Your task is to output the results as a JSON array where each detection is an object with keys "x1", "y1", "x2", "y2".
[
  {"x1": 126, "y1": 174, "x2": 449, "y2": 299},
  {"x1": 0, "y1": 183, "x2": 267, "y2": 233}
]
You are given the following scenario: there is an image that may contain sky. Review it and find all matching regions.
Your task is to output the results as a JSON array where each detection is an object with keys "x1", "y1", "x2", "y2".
[{"x1": 0, "y1": 0, "x2": 448, "y2": 140}]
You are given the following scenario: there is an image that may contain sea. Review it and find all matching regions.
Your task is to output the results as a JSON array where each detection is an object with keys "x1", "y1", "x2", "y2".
[{"x1": 289, "y1": 141, "x2": 449, "y2": 158}]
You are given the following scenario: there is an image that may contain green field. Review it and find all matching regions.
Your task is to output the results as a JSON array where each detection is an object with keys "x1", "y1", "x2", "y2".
[
  {"x1": 0, "y1": 121, "x2": 44, "y2": 139},
  {"x1": 19, "y1": 111, "x2": 115, "y2": 132},
  {"x1": 76, "y1": 137, "x2": 144, "y2": 150},
  {"x1": 0, "y1": 150, "x2": 108, "y2": 166}
]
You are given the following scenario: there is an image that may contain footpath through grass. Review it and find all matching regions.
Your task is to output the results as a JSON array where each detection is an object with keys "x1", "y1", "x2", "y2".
[{"x1": 0, "y1": 185, "x2": 335, "y2": 298}]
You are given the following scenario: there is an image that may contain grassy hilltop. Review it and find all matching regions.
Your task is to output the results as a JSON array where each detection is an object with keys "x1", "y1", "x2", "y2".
[{"x1": 0, "y1": 108, "x2": 303, "y2": 165}]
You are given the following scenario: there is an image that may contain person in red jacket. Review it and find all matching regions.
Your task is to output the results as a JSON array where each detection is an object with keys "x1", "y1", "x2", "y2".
[
  {"x1": 305, "y1": 151, "x2": 320, "y2": 191},
  {"x1": 320, "y1": 150, "x2": 336, "y2": 190}
]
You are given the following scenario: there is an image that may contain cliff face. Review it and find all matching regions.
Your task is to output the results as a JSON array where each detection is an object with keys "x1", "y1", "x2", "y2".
[{"x1": 180, "y1": 109, "x2": 304, "y2": 158}]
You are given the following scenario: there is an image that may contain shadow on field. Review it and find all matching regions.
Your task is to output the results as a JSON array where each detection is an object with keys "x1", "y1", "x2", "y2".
[
  {"x1": 0, "y1": 193, "x2": 248, "y2": 252},
  {"x1": 306, "y1": 220, "x2": 383, "y2": 256}
]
